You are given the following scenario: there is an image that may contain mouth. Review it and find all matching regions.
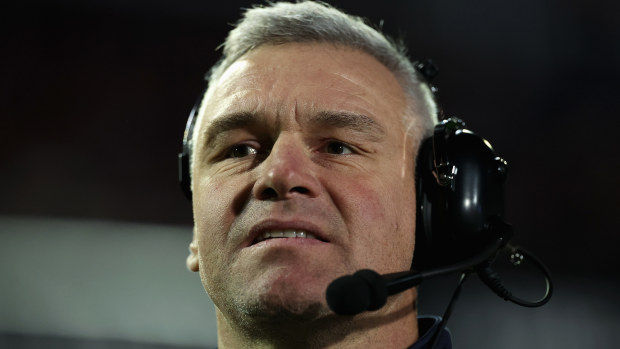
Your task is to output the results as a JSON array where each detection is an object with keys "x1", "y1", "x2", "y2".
[
  {"x1": 248, "y1": 221, "x2": 330, "y2": 246},
  {"x1": 254, "y1": 229, "x2": 321, "y2": 244}
]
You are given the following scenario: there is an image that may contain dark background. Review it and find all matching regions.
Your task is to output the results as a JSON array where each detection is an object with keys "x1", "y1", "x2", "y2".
[{"x1": 2, "y1": 0, "x2": 619, "y2": 348}]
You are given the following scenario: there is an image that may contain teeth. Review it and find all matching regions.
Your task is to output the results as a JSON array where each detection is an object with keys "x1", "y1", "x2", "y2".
[{"x1": 256, "y1": 230, "x2": 317, "y2": 242}]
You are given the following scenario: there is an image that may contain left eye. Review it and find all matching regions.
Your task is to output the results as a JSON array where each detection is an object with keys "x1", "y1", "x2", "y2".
[
  {"x1": 325, "y1": 141, "x2": 354, "y2": 155},
  {"x1": 227, "y1": 144, "x2": 258, "y2": 158}
]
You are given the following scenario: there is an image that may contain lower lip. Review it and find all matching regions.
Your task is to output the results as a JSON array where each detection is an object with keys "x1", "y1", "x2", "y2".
[{"x1": 250, "y1": 237, "x2": 327, "y2": 248}]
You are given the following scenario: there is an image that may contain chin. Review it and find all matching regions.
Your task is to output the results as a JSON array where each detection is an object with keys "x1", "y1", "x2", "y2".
[
  {"x1": 238, "y1": 271, "x2": 332, "y2": 324},
  {"x1": 256, "y1": 295, "x2": 326, "y2": 323}
]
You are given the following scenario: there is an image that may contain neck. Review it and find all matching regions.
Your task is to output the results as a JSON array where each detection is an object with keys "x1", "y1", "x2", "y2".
[{"x1": 216, "y1": 289, "x2": 419, "y2": 349}]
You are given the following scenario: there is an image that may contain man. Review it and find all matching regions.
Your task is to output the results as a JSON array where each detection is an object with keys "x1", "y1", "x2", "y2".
[{"x1": 184, "y1": 1, "x2": 448, "y2": 348}]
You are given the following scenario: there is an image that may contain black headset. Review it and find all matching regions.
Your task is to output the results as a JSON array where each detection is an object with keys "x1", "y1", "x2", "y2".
[{"x1": 178, "y1": 60, "x2": 510, "y2": 271}]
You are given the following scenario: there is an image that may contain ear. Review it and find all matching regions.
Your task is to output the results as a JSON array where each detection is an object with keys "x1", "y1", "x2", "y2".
[{"x1": 186, "y1": 232, "x2": 199, "y2": 272}]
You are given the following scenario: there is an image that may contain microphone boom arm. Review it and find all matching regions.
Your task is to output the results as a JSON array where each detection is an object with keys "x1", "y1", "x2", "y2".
[{"x1": 383, "y1": 233, "x2": 506, "y2": 296}]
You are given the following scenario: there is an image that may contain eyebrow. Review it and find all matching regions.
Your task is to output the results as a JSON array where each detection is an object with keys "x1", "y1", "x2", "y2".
[
  {"x1": 201, "y1": 109, "x2": 387, "y2": 149},
  {"x1": 310, "y1": 110, "x2": 386, "y2": 140},
  {"x1": 202, "y1": 111, "x2": 260, "y2": 148}
]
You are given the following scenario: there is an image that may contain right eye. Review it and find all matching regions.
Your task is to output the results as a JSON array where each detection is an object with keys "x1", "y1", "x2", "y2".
[{"x1": 227, "y1": 144, "x2": 258, "y2": 158}]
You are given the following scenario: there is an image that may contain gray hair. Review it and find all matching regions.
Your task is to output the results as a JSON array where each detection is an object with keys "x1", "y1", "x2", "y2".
[{"x1": 193, "y1": 1, "x2": 438, "y2": 167}]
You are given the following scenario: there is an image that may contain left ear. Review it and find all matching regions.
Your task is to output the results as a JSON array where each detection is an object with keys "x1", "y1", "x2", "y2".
[{"x1": 186, "y1": 231, "x2": 199, "y2": 272}]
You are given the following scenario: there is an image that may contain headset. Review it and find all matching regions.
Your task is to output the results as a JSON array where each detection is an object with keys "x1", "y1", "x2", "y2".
[
  {"x1": 178, "y1": 60, "x2": 510, "y2": 271},
  {"x1": 411, "y1": 60, "x2": 511, "y2": 270}
]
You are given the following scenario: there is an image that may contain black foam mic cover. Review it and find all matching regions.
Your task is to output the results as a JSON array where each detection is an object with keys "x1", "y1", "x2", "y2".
[{"x1": 326, "y1": 269, "x2": 387, "y2": 315}]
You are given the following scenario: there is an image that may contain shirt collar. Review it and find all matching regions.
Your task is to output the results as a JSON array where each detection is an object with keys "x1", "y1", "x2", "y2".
[{"x1": 408, "y1": 316, "x2": 452, "y2": 349}]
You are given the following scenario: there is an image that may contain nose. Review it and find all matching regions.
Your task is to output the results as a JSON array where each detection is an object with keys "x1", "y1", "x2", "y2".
[{"x1": 253, "y1": 136, "x2": 320, "y2": 200}]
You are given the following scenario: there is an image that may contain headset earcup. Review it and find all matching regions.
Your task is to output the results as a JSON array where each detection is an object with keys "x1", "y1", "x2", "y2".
[{"x1": 413, "y1": 128, "x2": 508, "y2": 270}]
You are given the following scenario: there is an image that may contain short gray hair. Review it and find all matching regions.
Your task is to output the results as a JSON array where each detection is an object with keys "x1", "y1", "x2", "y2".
[{"x1": 196, "y1": 1, "x2": 438, "y2": 158}]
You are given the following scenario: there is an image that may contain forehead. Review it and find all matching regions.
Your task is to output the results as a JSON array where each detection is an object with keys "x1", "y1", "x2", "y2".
[{"x1": 199, "y1": 43, "x2": 408, "y2": 133}]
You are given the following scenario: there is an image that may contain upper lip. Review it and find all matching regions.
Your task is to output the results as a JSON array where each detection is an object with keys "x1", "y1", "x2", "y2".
[{"x1": 246, "y1": 219, "x2": 330, "y2": 246}]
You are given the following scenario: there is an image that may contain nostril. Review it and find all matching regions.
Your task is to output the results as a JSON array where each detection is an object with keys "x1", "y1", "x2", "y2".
[
  {"x1": 259, "y1": 187, "x2": 278, "y2": 200},
  {"x1": 291, "y1": 186, "x2": 310, "y2": 194},
  {"x1": 257, "y1": 186, "x2": 311, "y2": 200}
]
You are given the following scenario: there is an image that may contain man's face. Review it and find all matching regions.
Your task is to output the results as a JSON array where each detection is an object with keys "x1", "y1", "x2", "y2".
[{"x1": 189, "y1": 43, "x2": 420, "y2": 321}]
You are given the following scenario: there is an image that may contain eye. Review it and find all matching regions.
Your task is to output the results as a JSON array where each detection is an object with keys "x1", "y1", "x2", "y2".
[
  {"x1": 227, "y1": 144, "x2": 258, "y2": 158},
  {"x1": 325, "y1": 141, "x2": 354, "y2": 155}
]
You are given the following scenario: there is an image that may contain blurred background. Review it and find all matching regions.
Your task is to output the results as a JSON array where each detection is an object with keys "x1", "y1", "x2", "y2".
[{"x1": 1, "y1": 0, "x2": 619, "y2": 348}]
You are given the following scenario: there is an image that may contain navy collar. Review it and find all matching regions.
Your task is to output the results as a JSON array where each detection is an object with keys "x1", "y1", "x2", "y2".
[{"x1": 408, "y1": 316, "x2": 452, "y2": 349}]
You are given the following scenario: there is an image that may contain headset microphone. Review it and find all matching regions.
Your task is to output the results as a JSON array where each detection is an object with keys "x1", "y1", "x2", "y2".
[
  {"x1": 326, "y1": 239, "x2": 553, "y2": 316},
  {"x1": 326, "y1": 269, "x2": 388, "y2": 316},
  {"x1": 326, "y1": 222, "x2": 510, "y2": 316}
]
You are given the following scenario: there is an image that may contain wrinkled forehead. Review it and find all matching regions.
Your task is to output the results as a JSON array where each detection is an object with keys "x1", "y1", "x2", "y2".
[{"x1": 198, "y1": 43, "x2": 410, "y2": 133}]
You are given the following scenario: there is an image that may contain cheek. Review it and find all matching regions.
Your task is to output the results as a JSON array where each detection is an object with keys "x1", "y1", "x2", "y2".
[
  {"x1": 332, "y1": 174, "x2": 417, "y2": 270},
  {"x1": 192, "y1": 179, "x2": 237, "y2": 262},
  {"x1": 194, "y1": 181, "x2": 227, "y2": 230},
  {"x1": 338, "y1": 174, "x2": 415, "y2": 228},
  {"x1": 345, "y1": 181, "x2": 387, "y2": 221},
  {"x1": 192, "y1": 178, "x2": 243, "y2": 294}
]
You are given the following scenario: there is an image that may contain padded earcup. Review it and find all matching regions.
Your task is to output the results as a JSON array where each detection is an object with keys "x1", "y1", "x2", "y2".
[{"x1": 413, "y1": 126, "x2": 508, "y2": 270}]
